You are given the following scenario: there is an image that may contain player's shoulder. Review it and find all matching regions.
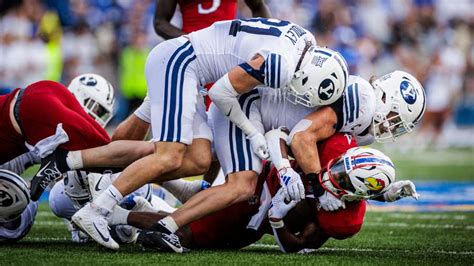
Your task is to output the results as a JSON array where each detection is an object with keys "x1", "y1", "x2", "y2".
[{"x1": 340, "y1": 75, "x2": 376, "y2": 133}]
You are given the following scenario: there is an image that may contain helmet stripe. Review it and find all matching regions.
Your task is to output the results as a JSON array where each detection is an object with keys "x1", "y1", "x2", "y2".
[{"x1": 352, "y1": 157, "x2": 394, "y2": 168}]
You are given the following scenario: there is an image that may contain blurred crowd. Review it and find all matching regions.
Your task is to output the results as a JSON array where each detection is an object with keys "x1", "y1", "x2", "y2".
[{"x1": 0, "y1": 0, "x2": 473, "y2": 148}]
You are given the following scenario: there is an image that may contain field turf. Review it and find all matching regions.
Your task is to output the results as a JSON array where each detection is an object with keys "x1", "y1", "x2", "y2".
[
  {"x1": 3, "y1": 148, "x2": 472, "y2": 265},
  {"x1": 1, "y1": 204, "x2": 473, "y2": 265}
]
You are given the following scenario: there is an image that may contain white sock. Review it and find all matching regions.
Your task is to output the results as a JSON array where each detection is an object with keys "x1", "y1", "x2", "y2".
[
  {"x1": 66, "y1": 151, "x2": 83, "y2": 170},
  {"x1": 110, "y1": 206, "x2": 130, "y2": 225},
  {"x1": 161, "y1": 179, "x2": 201, "y2": 203},
  {"x1": 93, "y1": 185, "x2": 123, "y2": 211},
  {"x1": 159, "y1": 216, "x2": 179, "y2": 233}
]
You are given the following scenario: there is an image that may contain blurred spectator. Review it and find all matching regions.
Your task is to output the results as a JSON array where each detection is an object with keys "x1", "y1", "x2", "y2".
[
  {"x1": 0, "y1": 0, "x2": 472, "y2": 145},
  {"x1": 118, "y1": 30, "x2": 149, "y2": 118}
]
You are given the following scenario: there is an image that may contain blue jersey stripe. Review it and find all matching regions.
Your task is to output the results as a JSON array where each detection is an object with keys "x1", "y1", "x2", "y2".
[
  {"x1": 355, "y1": 83, "x2": 360, "y2": 119},
  {"x1": 276, "y1": 55, "x2": 281, "y2": 88},
  {"x1": 347, "y1": 84, "x2": 355, "y2": 123}
]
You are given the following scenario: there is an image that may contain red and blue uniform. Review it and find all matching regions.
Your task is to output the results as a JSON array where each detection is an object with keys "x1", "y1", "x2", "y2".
[{"x1": 187, "y1": 133, "x2": 366, "y2": 248}]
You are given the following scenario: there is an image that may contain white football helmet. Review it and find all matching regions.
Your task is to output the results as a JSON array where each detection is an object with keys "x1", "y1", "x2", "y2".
[
  {"x1": 319, "y1": 147, "x2": 395, "y2": 202},
  {"x1": 68, "y1": 73, "x2": 115, "y2": 127},
  {"x1": 0, "y1": 170, "x2": 30, "y2": 223},
  {"x1": 286, "y1": 46, "x2": 348, "y2": 107},
  {"x1": 371, "y1": 70, "x2": 426, "y2": 142},
  {"x1": 63, "y1": 171, "x2": 90, "y2": 209}
]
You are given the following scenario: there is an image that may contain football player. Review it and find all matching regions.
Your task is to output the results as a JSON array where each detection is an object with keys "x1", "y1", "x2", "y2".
[
  {"x1": 0, "y1": 73, "x2": 114, "y2": 201},
  {"x1": 112, "y1": 0, "x2": 271, "y2": 141},
  {"x1": 33, "y1": 18, "x2": 347, "y2": 250},
  {"x1": 105, "y1": 133, "x2": 417, "y2": 252},
  {"x1": 0, "y1": 170, "x2": 38, "y2": 242}
]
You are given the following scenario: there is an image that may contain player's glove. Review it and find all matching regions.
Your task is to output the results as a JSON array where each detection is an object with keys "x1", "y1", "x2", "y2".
[
  {"x1": 278, "y1": 167, "x2": 305, "y2": 202},
  {"x1": 25, "y1": 123, "x2": 69, "y2": 159},
  {"x1": 268, "y1": 188, "x2": 297, "y2": 227},
  {"x1": 248, "y1": 132, "x2": 270, "y2": 160},
  {"x1": 383, "y1": 180, "x2": 419, "y2": 202},
  {"x1": 318, "y1": 191, "x2": 345, "y2": 211}
]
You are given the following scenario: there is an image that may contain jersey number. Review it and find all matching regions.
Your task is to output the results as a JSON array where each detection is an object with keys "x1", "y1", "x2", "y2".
[
  {"x1": 228, "y1": 18, "x2": 290, "y2": 37},
  {"x1": 198, "y1": 0, "x2": 220, "y2": 14}
]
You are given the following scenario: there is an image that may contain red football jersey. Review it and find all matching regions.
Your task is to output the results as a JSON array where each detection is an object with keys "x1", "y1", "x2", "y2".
[
  {"x1": 0, "y1": 81, "x2": 110, "y2": 165},
  {"x1": 178, "y1": 0, "x2": 238, "y2": 33}
]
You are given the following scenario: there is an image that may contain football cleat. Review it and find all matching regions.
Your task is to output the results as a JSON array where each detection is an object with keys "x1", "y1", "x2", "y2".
[
  {"x1": 137, "y1": 230, "x2": 183, "y2": 253},
  {"x1": 111, "y1": 225, "x2": 138, "y2": 244},
  {"x1": 71, "y1": 203, "x2": 119, "y2": 250}
]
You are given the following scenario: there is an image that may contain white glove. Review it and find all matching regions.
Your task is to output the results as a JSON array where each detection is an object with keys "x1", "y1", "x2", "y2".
[
  {"x1": 278, "y1": 167, "x2": 305, "y2": 202},
  {"x1": 384, "y1": 180, "x2": 419, "y2": 202},
  {"x1": 248, "y1": 132, "x2": 270, "y2": 160},
  {"x1": 268, "y1": 188, "x2": 297, "y2": 220},
  {"x1": 318, "y1": 191, "x2": 345, "y2": 211},
  {"x1": 25, "y1": 123, "x2": 69, "y2": 158}
]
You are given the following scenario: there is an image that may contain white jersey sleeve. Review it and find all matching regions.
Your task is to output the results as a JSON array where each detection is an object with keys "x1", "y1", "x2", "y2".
[
  {"x1": 133, "y1": 95, "x2": 151, "y2": 124},
  {"x1": 260, "y1": 53, "x2": 292, "y2": 89},
  {"x1": 339, "y1": 76, "x2": 376, "y2": 144}
]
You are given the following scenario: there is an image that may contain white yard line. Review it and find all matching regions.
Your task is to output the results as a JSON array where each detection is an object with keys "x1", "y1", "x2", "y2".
[
  {"x1": 250, "y1": 244, "x2": 474, "y2": 255},
  {"x1": 381, "y1": 213, "x2": 466, "y2": 220},
  {"x1": 364, "y1": 221, "x2": 474, "y2": 230}
]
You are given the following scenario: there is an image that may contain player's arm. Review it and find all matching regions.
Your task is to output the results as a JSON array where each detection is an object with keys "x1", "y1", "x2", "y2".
[
  {"x1": 154, "y1": 0, "x2": 185, "y2": 39},
  {"x1": 289, "y1": 106, "x2": 338, "y2": 176},
  {"x1": 268, "y1": 191, "x2": 328, "y2": 252},
  {"x1": 266, "y1": 128, "x2": 305, "y2": 201},
  {"x1": 111, "y1": 114, "x2": 150, "y2": 141},
  {"x1": 208, "y1": 55, "x2": 269, "y2": 159},
  {"x1": 245, "y1": 0, "x2": 271, "y2": 18},
  {"x1": 0, "y1": 151, "x2": 38, "y2": 175}
]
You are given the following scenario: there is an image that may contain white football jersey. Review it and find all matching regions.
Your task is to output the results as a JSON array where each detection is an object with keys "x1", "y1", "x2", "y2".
[
  {"x1": 188, "y1": 18, "x2": 316, "y2": 87},
  {"x1": 0, "y1": 201, "x2": 38, "y2": 241},
  {"x1": 257, "y1": 75, "x2": 376, "y2": 145}
]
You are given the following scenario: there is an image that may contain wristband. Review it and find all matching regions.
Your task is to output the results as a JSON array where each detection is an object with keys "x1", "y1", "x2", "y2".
[
  {"x1": 306, "y1": 173, "x2": 325, "y2": 197},
  {"x1": 269, "y1": 219, "x2": 284, "y2": 229}
]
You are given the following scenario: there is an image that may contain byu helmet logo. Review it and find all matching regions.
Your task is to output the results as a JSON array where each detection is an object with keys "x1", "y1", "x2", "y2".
[
  {"x1": 79, "y1": 76, "x2": 98, "y2": 87},
  {"x1": 318, "y1": 78, "x2": 335, "y2": 101},
  {"x1": 400, "y1": 80, "x2": 417, "y2": 104},
  {"x1": 0, "y1": 190, "x2": 13, "y2": 207}
]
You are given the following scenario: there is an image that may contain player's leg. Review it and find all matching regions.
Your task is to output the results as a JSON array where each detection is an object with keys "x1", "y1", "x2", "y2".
[
  {"x1": 72, "y1": 37, "x2": 207, "y2": 250},
  {"x1": 154, "y1": 91, "x2": 263, "y2": 235}
]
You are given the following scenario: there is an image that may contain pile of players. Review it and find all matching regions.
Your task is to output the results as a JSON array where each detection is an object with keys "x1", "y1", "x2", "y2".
[{"x1": 0, "y1": 7, "x2": 425, "y2": 253}]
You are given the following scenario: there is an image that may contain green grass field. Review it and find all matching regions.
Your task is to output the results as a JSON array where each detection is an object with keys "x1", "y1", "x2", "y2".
[
  {"x1": 3, "y1": 148, "x2": 473, "y2": 265},
  {"x1": 1, "y1": 204, "x2": 473, "y2": 265}
]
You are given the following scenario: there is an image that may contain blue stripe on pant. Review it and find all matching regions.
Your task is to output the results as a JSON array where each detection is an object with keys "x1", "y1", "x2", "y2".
[
  {"x1": 229, "y1": 90, "x2": 260, "y2": 173},
  {"x1": 159, "y1": 41, "x2": 196, "y2": 142}
]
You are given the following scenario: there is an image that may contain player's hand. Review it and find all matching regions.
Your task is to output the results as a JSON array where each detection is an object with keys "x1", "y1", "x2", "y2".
[
  {"x1": 248, "y1": 132, "x2": 270, "y2": 160},
  {"x1": 318, "y1": 191, "x2": 345, "y2": 211},
  {"x1": 383, "y1": 180, "x2": 419, "y2": 202},
  {"x1": 268, "y1": 188, "x2": 297, "y2": 220},
  {"x1": 278, "y1": 167, "x2": 305, "y2": 202}
]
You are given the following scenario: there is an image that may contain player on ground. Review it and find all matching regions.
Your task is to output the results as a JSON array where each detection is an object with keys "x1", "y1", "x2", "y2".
[
  {"x1": 54, "y1": 18, "x2": 348, "y2": 250},
  {"x1": 0, "y1": 74, "x2": 114, "y2": 201},
  {"x1": 104, "y1": 133, "x2": 417, "y2": 252}
]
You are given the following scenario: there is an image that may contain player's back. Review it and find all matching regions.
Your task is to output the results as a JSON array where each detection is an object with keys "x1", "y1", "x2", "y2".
[
  {"x1": 188, "y1": 18, "x2": 316, "y2": 86},
  {"x1": 178, "y1": 0, "x2": 237, "y2": 33}
]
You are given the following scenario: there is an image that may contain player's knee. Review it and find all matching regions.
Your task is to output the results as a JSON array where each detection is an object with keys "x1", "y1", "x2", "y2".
[
  {"x1": 190, "y1": 153, "x2": 211, "y2": 175},
  {"x1": 228, "y1": 172, "x2": 258, "y2": 201},
  {"x1": 154, "y1": 144, "x2": 187, "y2": 172}
]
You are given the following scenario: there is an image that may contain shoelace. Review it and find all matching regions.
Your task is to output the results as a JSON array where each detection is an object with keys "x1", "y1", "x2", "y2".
[{"x1": 163, "y1": 233, "x2": 181, "y2": 247}]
